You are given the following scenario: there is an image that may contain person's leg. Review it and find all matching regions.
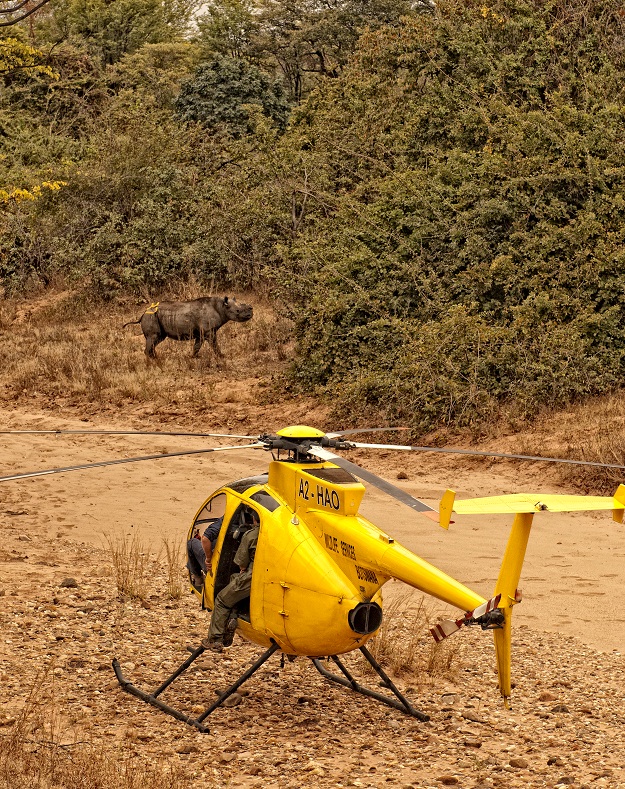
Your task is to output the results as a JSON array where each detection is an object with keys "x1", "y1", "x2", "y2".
[
  {"x1": 206, "y1": 595, "x2": 230, "y2": 645},
  {"x1": 187, "y1": 539, "x2": 206, "y2": 576},
  {"x1": 205, "y1": 575, "x2": 251, "y2": 647}
]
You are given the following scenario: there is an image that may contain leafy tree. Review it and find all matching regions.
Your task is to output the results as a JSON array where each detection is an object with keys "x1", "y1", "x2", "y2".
[
  {"x1": 45, "y1": 0, "x2": 197, "y2": 65},
  {"x1": 175, "y1": 56, "x2": 290, "y2": 135},
  {"x1": 196, "y1": 0, "x2": 259, "y2": 61},
  {"x1": 197, "y1": 0, "x2": 427, "y2": 101},
  {"x1": 108, "y1": 42, "x2": 200, "y2": 109},
  {"x1": 0, "y1": 0, "x2": 52, "y2": 27},
  {"x1": 257, "y1": 0, "x2": 428, "y2": 99}
]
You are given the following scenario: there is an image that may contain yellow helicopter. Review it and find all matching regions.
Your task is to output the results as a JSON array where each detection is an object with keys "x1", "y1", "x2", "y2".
[{"x1": 2, "y1": 423, "x2": 624, "y2": 733}]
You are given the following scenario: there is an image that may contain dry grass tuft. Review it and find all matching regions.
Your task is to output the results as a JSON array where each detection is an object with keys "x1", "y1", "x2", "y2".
[
  {"x1": 368, "y1": 591, "x2": 459, "y2": 680},
  {"x1": 556, "y1": 398, "x2": 625, "y2": 493},
  {"x1": 0, "y1": 672, "x2": 188, "y2": 789},
  {"x1": 105, "y1": 533, "x2": 151, "y2": 601},
  {"x1": 160, "y1": 536, "x2": 185, "y2": 600}
]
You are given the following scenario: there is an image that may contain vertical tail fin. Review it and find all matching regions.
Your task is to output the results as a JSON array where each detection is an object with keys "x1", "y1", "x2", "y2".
[{"x1": 491, "y1": 512, "x2": 533, "y2": 706}]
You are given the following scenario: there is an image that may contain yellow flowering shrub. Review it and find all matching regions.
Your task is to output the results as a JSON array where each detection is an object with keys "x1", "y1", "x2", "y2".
[
  {"x1": 0, "y1": 181, "x2": 68, "y2": 206},
  {"x1": 0, "y1": 38, "x2": 59, "y2": 79}
]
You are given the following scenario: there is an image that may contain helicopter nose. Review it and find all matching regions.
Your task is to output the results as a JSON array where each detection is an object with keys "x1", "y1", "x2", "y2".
[{"x1": 348, "y1": 602, "x2": 383, "y2": 635}]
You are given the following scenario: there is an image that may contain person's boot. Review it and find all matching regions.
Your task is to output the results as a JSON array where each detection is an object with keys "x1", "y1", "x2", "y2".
[
  {"x1": 201, "y1": 637, "x2": 224, "y2": 652},
  {"x1": 223, "y1": 614, "x2": 238, "y2": 647}
]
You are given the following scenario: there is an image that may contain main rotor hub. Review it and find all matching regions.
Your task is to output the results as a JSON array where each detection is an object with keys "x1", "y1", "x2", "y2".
[
  {"x1": 275, "y1": 425, "x2": 327, "y2": 440},
  {"x1": 261, "y1": 426, "x2": 353, "y2": 461}
]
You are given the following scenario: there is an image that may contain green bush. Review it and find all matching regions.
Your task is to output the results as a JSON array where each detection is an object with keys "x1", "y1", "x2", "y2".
[
  {"x1": 175, "y1": 56, "x2": 290, "y2": 135},
  {"x1": 4, "y1": 0, "x2": 625, "y2": 432},
  {"x1": 276, "y1": 0, "x2": 625, "y2": 429}
]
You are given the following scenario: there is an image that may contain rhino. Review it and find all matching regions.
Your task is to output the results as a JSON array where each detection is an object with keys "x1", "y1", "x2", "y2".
[{"x1": 124, "y1": 296, "x2": 253, "y2": 358}]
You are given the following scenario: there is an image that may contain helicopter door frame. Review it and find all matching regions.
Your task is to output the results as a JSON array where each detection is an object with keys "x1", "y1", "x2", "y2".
[
  {"x1": 189, "y1": 492, "x2": 227, "y2": 540},
  {"x1": 213, "y1": 502, "x2": 260, "y2": 623},
  {"x1": 188, "y1": 492, "x2": 228, "y2": 605}
]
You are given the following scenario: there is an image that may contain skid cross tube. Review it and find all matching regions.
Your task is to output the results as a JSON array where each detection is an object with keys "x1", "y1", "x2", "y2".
[
  {"x1": 310, "y1": 645, "x2": 429, "y2": 721},
  {"x1": 112, "y1": 642, "x2": 279, "y2": 733},
  {"x1": 197, "y1": 643, "x2": 279, "y2": 722}
]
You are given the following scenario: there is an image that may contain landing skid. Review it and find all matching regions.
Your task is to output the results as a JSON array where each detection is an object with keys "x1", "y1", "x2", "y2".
[
  {"x1": 311, "y1": 645, "x2": 430, "y2": 721},
  {"x1": 112, "y1": 643, "x2": 279, "y2": 733},
  {"x1": 112, "y1": 642, "x2": 429, "y2": 732}
]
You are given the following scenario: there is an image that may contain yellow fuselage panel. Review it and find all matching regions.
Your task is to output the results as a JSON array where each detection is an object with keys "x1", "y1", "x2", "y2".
[
  {"x1": 268, "y1": 460, "x2": 365, "y2": 518},
  {"x1": 251, "y1": 504, "x2": 375, "y2": 655},
  {"x1": 190, "y1": 468, "x2": 486, "y2": 657}
]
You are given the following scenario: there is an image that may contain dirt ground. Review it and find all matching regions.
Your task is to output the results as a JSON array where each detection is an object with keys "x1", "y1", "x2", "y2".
[{"x1": 1, "y1": 383, "x2": 625, "y2": 785}]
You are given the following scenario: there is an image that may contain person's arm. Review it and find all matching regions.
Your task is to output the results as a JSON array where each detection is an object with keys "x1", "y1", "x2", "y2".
[
  {"x1": 235, "y1": 527, "x2": 258, "y2": 571},
  {"x1": 202, "y1": 520, "x2": 219, "y2": 576},
  {"x1": 201, "y1": 517, "x2": 223, "y2": 576},
  {"x1": 201, "y1": 534, "x2": 213, "y2": 575},
  {"x1": 234, "y1": 532, "x2": 250, "y2": 572}
]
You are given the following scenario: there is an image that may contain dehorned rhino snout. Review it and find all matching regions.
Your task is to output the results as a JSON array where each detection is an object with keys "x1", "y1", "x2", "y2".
[{"x1": 236, "y1": 303, "x2": 254, "y2": 322}]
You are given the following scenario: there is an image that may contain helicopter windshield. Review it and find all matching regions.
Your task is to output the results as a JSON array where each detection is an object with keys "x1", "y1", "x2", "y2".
[
  {"x1": 227, "y1": 474, "x2": 269, "y2": 493},
  {"x1": 193, "y1": 492, "x2": 227, "y2": 528}
]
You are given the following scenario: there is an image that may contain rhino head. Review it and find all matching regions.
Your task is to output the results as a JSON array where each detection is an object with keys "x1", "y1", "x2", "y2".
[{"x1": 223, "y1": 296, "x2": 253, "y2": 323}]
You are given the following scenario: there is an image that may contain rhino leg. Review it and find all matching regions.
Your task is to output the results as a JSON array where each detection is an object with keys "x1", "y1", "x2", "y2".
[
  {"x1": 145, "y1": 335, "x2": 165, "y2": 358},
  {"x1": 140, "y1": 313, "x2": 166, "y2": 358},
  {"x1": 209, "y1": 328, "x2": 223, "y2": 357},
  {"x1": 192, "y1": 331, "x2": 204, "y2": 357}
]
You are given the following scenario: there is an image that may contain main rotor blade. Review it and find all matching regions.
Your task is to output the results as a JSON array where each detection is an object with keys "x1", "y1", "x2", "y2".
[
  {"x1": 349, "y1": 443, "x2": 625, "y2": 471},
  {"x1": 326, "y1": 427, "x2": 409, "y2": 438},
  {"x1": 308, "y1": 445, "x2": 438, "y2": 518},
  {"x1": 0, "y1": 430, "x2": 257, "y2": 439},
  {"x1": 0, "y1": 443, "x2": 265, "y2": 483}
]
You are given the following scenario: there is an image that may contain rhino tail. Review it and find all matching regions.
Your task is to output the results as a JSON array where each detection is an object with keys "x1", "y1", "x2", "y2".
[{"x1": 123, "y1": 302, "x2": 160, "y2": 329}]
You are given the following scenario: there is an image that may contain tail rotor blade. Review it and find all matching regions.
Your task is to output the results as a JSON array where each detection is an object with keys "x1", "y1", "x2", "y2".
[
  {"x1": 430, "y1": 618, "x2": 464, "y2": 643},
  {"x1": 429, "y1": 594, "x2": 503, "y2": 643}
]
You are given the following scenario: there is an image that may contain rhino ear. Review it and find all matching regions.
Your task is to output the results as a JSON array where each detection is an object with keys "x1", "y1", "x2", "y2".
[{"x1": 223, "y1": 296, "x2": 229, "y2": 305}]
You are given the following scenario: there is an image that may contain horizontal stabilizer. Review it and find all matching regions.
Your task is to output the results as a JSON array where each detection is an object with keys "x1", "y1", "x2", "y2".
[{"x1": 449, "y1": 490, "x2": 625, "y2": 516}]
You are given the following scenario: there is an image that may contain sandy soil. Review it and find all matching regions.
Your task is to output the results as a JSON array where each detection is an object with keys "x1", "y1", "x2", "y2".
[{"x1": 1, "y1": 405, "x2": 625, "y2": 788}]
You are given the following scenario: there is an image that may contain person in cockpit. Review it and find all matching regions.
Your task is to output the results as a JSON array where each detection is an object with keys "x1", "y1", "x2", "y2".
[
  {"x1": 202, "y1": 509, "x2": 259, "y2": 651},
  {"x1": 186, "y1": 515, "x2": 223, "y2": 590}
]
